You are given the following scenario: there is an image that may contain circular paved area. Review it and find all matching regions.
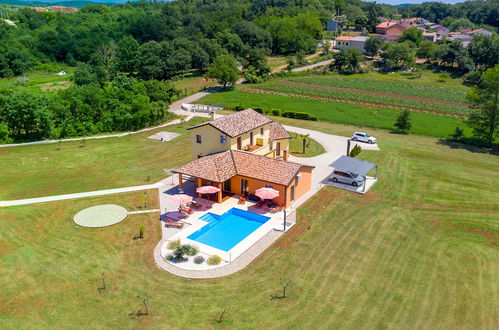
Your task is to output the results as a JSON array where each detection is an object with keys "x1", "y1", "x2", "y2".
[{"x1": 74, "y1": 204, "x2": 128, "y2": 228}]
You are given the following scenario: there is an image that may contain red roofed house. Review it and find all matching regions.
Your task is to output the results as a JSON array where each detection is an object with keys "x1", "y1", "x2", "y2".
[
  {"x1": 334, "y1": 36, "x2": 354, "y2": 51},
  {"x1": 375, "y1": 21, "x2": 405, "y2": 35},
  {"x1": 174, "y1": 109, "x2": 314, "y2": 205},
  {"x1": 400, "y1": 17, "x2": 430, "y2": 27}
]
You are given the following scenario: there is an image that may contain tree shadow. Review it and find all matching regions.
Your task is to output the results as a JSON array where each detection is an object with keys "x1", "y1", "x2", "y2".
[{"x1": 436, "y1": 139, "x2": 499, "y2": 155}]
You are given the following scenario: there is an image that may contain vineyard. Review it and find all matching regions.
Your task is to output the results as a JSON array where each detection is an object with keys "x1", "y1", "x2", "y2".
[
  {"x1": 250, "y1": 80, "x2": 473, "y2": 117},
  {"x1": 286, "y1": 76, "x2": 468, "y2": 103}
]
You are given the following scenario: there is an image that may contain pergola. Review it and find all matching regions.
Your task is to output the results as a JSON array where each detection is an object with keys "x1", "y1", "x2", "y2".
[{"x1": 330, "y1": 156, "x2": 378, "y2": 192}]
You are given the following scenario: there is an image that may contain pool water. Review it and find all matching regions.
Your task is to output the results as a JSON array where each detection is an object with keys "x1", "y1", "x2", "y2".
[{"x1": 187, "y1": 208, "x2": 271, "y2": 251}]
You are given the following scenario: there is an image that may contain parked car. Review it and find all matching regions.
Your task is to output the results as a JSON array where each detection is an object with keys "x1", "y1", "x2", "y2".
[
  {"x1": 329, "y1": 170, "x2": 365, "y2": 187},
  {"x1": 352, "y1": 132, "x2": 376, "y2": 144}
]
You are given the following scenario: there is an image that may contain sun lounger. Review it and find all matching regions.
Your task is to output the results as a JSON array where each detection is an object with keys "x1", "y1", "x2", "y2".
[
  {"x1": 238, "y1": 196, "x2": 246, "y2": 205},
  {"x1": 270, "y1": 206, "x2": 283, "y2": 213},
  {"x1": 178, "y1": 205, "x2": 193, "y2": 214},
  {"x1": 188, "y1": 201, "x2": 202, "y2": 209},
  {"x1": 165, "y1": 219, "x2": 184, "y2": 229}
]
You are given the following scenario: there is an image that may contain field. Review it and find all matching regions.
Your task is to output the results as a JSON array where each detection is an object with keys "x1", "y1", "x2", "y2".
[
  {"x1": 0, "y1": 65, "x2": 74, "y2": 94},
  {"x1": 247, "y1": 78, "x2": 472, "y2": 116},
  {"x1": 174, "y1": 75, "x2": 217, "y2": 96},
  {"x1": 0, "y1": 119, "x2": 497, "y2": 328},
  {"x1": 200, "y1": 89, "x2": 472, "y2": 139},
  {"x1": 0, "y1": 117, "x2": 206, "y2": 200}
]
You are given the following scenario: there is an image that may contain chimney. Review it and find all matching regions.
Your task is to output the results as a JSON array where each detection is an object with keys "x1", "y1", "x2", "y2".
[
  {"x1": 283, "y1": 150, "x2": 288, "y2": 161},
  {"x1": 210, "y1": 110, "x2": 215, "y2": 120}
]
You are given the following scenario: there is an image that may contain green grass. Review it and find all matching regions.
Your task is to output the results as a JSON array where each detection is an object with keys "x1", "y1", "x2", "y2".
[
  {"x1": 173, "y1": 75, "x2": 217, "y2": 96},
  {"x1": 200, "y1": 89, "x2": 472, "y2": 139},
  {"x1": 286, "y1": 75, "x2": 468, "y2": 103},
  {"x1": 0, "y1": 120, "x2": 497, "y2": 328},
  {"x1": 289, "y1": 132, "x2": 325, "y2": 157},
  {"x1": 0, "y1": 66, "x2": 74, "y2": 94},
  {"x1": 0, "y1": 118, "x2": 206, "y2": 200}
]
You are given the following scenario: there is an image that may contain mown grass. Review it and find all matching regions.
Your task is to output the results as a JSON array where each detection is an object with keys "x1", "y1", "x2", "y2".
[
  {"x1": 0, "y1": 66, "x2": 74, "y2": 94},
  {"x1": 174, "y1": 75, "x2": 217, "y2": 96},
  {"x1": 0, "y1": 121, "x2": 497, "y2": 328},
  {"x1": 200, "y1": 89, "x2": 472, "y2": 139},
  {"x1": 289, "y1": 132, "x2": 325, "y2": 157},
  {"x1": 0, "y1": 117, "x2": 206, "y2": 200}
]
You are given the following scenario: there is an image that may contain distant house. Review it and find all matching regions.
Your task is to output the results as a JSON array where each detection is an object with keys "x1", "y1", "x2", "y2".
[
  {"x1": 334, "y1": 36, "x2": 354, "y2": 51},
  {"x1": 350, "y1": 36, "x2": 369, "y2": 54},
  {"x1": 400, "y1": 17, "x2": 430, "y2": 27},
  {"x1": 334, "y1": 36, "x2": 369, "y2": 54},
  {"x1": 32, "y1": 7, "x2": 48, "y2": 12},
  {"x1": 429, "y1": 24, "x2": 449, "y2": 36},
  {"x1": 375, "y1": 22, "x2": 405, "y2": 35},
  {"x1": 380, "y1": 34, "x2": 399, "y2": 42},
  {"x1": 423, "y1": 32, "x2": 437, "y2": 43},
  {"x1": 326, "y1": 21, "x2": 341, "y2": 32},
  {"x1": 466, "y1": 28, "x2": 493, "y2": 36},
  {"x1": 447, "y1": 35, "x2": 473, "y2": 47},
  {"x1": 47, "y1": 6, "x2": 78, "y2": 13}
]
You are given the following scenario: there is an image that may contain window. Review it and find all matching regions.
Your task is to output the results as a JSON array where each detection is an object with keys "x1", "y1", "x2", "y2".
[
  {"x1": 290, "y1": 186, "x2": 295, "y2": 201},
  {"x1": 269, "y1": 141, "x2": 273, "y2": 151},
  {"x1": 196, "y1": 134, "x2": 202, "y2": 144},
  {"x1": 260, "y1": 127, "x2": 264, "y2": 135},
  {"x1": 250, "y1": 132, "x2": 254, "y2": 145},
  {"x1": 220, "y1": 134, "x2": 227, "y2": 144}
]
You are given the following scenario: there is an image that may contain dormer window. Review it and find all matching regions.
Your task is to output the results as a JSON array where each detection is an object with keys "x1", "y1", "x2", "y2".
[{"x1": 220, "y1": 134, "x2": 227, "y2": 144}]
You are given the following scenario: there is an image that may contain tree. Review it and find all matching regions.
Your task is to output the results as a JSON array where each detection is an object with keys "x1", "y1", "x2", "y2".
[
  {"x1": 398, "y1": 27, "x2": 423, "y2": 45},
  {"x1": 354, "y1": 16, "x2": 369, "y2": 30},
  {"x1": 448, "y1": 18, "x2": 475, "y2": 32},
  {"x1": 330, "y1": 50, "x2": 347, "y2": 72},
  {"x1": 466, "y1": 65, "x2": 499, "y2": 147},
  {"x1": 394, "y1": 109, "x2": 412, "y2": 134},
  {"x1": 345, "y1": 48, "x2": 363, "y2": 73},
  {"x1": 381, "y1": 42, "x2": 415, "y2": 69},
  {"x1": 468, "y1": 34, "x2": 499, "y2": 69},
  {"x1": 206, "y1": 54, "x2": 239, "y2": 88},
  {"x1": 364, "y1": 36, "x2": 384, "y2": 58},
  {"x1": 72, "y1": 62, "x2": 107, "y2": 86},
  {"x1": 116, "y1": 36, "x2": 139, "y2": 74},
  {"x1": 417, "y1": 40, "x2": 436, "y2": 62}
]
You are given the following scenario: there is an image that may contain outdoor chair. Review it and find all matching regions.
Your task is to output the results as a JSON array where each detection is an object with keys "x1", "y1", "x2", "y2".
[
  {"x1": 178, "y1": 205, "x2": 193, "y2": 215},
  {"x1": 165, "y1": 219, "x2": 184, "y2": 229},
  {"x1": 188, "y1": 201, "x2": 202, "y2": 209},
  {"x1": 238, "y1": 196, "x2": 246, "y2": 205}
]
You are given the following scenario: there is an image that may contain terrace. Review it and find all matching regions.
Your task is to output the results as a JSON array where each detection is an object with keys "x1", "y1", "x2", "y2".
[{"x1": 158, "y1": 179, "x2": 295, "y2": 271}]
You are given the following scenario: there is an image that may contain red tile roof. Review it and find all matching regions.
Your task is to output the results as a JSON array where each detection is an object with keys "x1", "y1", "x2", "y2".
[
  {"x1": 174, "y1": 150, "x2": 312, "y2": 186},
  {"x1": 376, "y1": 21, "x2": 399, "y2": 28},
  {"x1": 269, "y1": 123, "x2": 291, "y2": 141},
  {"x1": 336, "y1": 36, "x2": 354, "y2": 41},
  {"x1": 188, "y1": 109, "x2": 272, "y2": 137}
]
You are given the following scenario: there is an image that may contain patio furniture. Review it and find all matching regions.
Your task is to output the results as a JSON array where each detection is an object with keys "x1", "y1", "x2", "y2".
[
  {"x1": 178, "y1": 205, "x2": 193, "y2": 215},
  {"x1": 256, "y1": 200, "x2": 265, "y2": 208},
  {"x1": 270, "y1": 206, "x2": 283, "y2": 213},
  {"x1": 188, "y1": 201, "x2": 202, "y2": 209},
  {"x1": 238, "y1": 196, "x2": 246, "y2": 205},
  {"x1": 168, "y1": 194, "x2": 193, "y2": 204},
  {"x1": 196, "y1": 185, "x2": 220, "y2": 194},
  {"x1": 165, "y1": 219, "x2": 184, "y2": 229}
]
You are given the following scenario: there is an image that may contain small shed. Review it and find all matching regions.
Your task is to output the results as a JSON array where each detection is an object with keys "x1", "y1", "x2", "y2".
[{"x1": 330, "y1": 156, "x2": 378, "y2": 193}]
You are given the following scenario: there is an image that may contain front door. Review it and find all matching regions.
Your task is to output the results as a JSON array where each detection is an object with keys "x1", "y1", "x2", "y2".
[
  {"x1": 276, "y1": 142, "x2": 281, "y2": 157},
  {"x1": 250, "y1": 132, "x2": 254, "y2": 146},
  {"x1": 240, "y1": 179, "x2": 249, "y2": 196},
  {"x1": 237, "y1": 137, "x2": 242, "y2": 150},
  {"x1": 223, "y1": 179, "x2": 231, "y2": 192}
]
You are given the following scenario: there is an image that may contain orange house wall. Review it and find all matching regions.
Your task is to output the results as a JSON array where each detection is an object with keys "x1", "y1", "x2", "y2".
[
  {"x1": 230, "y1": 175, "x2": 287, "y2": 206},
  {"x1": 285, "y1": 167, "x2": 313, "y2": 205}
]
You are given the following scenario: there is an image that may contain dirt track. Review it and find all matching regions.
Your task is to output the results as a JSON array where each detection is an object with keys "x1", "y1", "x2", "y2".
[{"x1": 276, "y1": 80, "x2": 469, "y2": 107}]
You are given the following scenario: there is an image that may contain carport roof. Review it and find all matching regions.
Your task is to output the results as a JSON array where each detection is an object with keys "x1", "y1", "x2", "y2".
[{"x1": 331, "y1": 156, "x2": 377, "y2": 176}]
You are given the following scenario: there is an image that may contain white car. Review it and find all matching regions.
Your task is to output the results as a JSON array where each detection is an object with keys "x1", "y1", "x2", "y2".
[
  {"x1": 329, "y1": 170, "x2": 365, "y2": 187},
  {"x1": 352, "y1": 132, "x2": 377, "y2": 144}
]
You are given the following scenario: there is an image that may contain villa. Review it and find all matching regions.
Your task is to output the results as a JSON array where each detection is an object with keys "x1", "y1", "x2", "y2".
[{"x1": 174, "y1": 109, "x2": 314, "y2": 206}]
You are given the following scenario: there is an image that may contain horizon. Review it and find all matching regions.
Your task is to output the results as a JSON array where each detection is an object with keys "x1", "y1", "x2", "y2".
[{"x1": 366, "y1": 0, "x2": 466, "y2": 4}]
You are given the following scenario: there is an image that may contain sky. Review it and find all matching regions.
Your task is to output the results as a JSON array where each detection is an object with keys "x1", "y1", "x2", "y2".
[{"x1": 366, "y1": 0, "x2": 466, "y2": 4}]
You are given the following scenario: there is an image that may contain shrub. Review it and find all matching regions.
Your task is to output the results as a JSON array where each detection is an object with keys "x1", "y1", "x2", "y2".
[
  {"x1": 281, "y1": 111, "x2": 295, "y2": 118},
  {"x1": 194, "y1": 256, "x2": 205, "y2": 264},
  {"x1": 167, "y1": 239, "x2": 181, "y2": 250},
  {"x1": 271, "y1": 109, "x2": 281, "y2": 116},
  {"x1": 253, "y1": 107, "x2": 263, "y2": 114},
  {"x1": 394, "y1": 109, "x2": 412, "y2": 133},
  {"x1": 207, "y1": 255, "x2": 222, "y2": 265},
  {"x1": 165, "y1": 254, "x2": 174, "y2": 261},
  {"x1": 294, "y1": 112, "x2": 311, "y2": 120},
  {"x1": 451, "y1": 126, "x2": 464, "y2": 141},
  {"x1": 349, "y1": 144, "x2": 362, "y2": 157},
  {"x1": 234, "y1": 105, "x2": 245, "y2": 111},
  {"x1": 174, "y1": 245, "x2": 191, "y2": 262},
  {"x1": 182, "y1": 245, "x2": 198, "y2": 256}
]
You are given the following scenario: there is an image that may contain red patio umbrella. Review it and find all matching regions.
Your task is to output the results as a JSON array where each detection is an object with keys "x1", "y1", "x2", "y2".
[
  {"x1": 196, "y1": 185, "x2": 220, "y2": 194},
  {"x1": 255, "y1": 187, "x2": 279, "y2": 200}
]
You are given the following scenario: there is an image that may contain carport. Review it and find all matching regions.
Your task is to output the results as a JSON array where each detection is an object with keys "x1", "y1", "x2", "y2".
[{"x1": 330, "y1": 156, "x2": 378, "y2": 193}]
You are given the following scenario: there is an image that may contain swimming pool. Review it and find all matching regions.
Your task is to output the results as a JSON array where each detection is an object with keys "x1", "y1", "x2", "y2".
[{"x1": 187, "y1": 208, "x2": 271, "y2": 252}]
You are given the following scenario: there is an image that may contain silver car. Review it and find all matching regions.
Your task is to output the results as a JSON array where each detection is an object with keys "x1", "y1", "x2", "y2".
[
  {"x1": 352, "y1": 132, "x2": 377, "y2": 144},
  {"x1": 329, "y1": 170, "x2": 365, "y2": 187}
]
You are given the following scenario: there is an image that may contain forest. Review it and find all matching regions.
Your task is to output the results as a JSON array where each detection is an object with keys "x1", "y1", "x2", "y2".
[{"x1": 0, "y1": 0, "x2": 497, "y2": 142}]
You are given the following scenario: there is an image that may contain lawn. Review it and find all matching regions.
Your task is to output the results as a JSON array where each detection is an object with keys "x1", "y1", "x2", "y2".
[
  {"x1": 200, "y1": 89, "x2": 472, "y2": 139},
  {"x1": 0, "y1": 117, "x2": 206, "y2": 200},
  {"x1": 0, "y1": 120, "x2": 497, "y2": 328},
  {"x1": 289, "y1": 132, "x2": 325, "y2": 157},
  {"x1": 174, "y1": 75, "x2": 217, "y2": 96},
  {"x1": 0, "y1": 65, "x2": 74, "y2": 94}
]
